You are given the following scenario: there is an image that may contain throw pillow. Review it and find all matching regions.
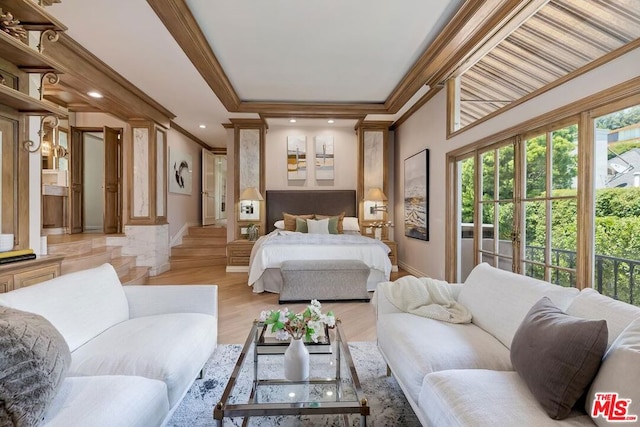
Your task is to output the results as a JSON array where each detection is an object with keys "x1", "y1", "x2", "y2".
[
  {"x1": 307, "y1": 218, "x2": 330, "y2": 234},
  {"x1": 510, "y1": 297, "x2": 608, "y2": 420},
  {"x1": 295, "y1": 217, "x2": 308, "y2": 233},
  {"x1": 0, "y1": 306, "x2": 71, "y2": 427},
  {"x1": 274, "y1": 220, "x2": 285, "y2": 230},
  {"x1": 283, "y1": 213, "x2": 314, "y2": 231},
  {"x1": 343, "y1": 217, "x2": 360, "y2": 232},
  {"x1": 316, "y1": 211, "x2": 345, "y2": 233},
  {"x1": 586, "y1": 317, "x2": 640, "y2": 426}
]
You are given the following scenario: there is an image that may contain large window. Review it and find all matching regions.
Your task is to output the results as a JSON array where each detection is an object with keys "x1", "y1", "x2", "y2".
[{"x1": 448, "y1": 81, "x2": 640, "y2": 306}]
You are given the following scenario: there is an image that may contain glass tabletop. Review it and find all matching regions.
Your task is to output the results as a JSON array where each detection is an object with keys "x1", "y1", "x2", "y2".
[{"x1": 214, "y1": 320, "x2": 369, "y2": 426}]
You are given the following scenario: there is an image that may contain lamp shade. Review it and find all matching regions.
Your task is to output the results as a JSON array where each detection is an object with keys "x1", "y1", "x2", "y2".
[
  {"x1": 240, "y1": 187, "x2": 264, "y2": 201},
  {"x1": 365, "y1": 188, "x2": 387, "y2": 201}
]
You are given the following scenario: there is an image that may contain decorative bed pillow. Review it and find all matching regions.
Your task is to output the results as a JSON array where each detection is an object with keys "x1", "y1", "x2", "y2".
[
  {"x1": 316, "y1": 211, "x2": 345, "y2": 233},
  {"x1": 343, "y1": 217, "x2": 360, "y2": 232},
  {"x1": 274, "y1": 220, "x2": 285, "y2": 230},
  {"x1": 283, "y1": 213, "x2": 314, "y2": 231},
  {"x1": 586, "y1": 317, "x2": 640, "y2": 426},
  {"x1": 307, "y1": 218, "x2": 330, "y2": 234},
  {"x1": 295, "y1": 217, "x2": 308, "y2": 233},
  {"x1": 0, "y1": 306, "x2": 71, "y2": 427},
  {"x1": 510, "y1": 297, "x2": 608, "y2": 420}
]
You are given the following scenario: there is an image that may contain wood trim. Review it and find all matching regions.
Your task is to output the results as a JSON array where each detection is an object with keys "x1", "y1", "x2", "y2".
[
  {"x1": 576, "y1": 111, "x2": 593, "y2": 290},
  {"x1": 260, "y1": 112, "x2": 366, "y2": 121},
  {"x1": 239, "y1": 101, "x2": 386, "y2": 115},
  {"x1": 444, "y1": 153, "x2": 457, "y2": 282},
  {"x1": 170, "y1": 120, "x2": 212, "y2": 149},
  {"x1": 391, "y1": 86, "x2": 443, "y2": 130},
  {"x1": 229, "y1": 118, "x2": 267, "y2": 127},
  {"x1": 146, "y1": 0, "x2": 240, "y2": 111},
  {"x1": 447, "y1": 39, "x2": 640, "y2": 139},
  {"x1": 221, "y1": 122, "x2": 234, "y2": 129},
  {"x1": 447, "y1": 75, "x2": 640, "y2": 158}
]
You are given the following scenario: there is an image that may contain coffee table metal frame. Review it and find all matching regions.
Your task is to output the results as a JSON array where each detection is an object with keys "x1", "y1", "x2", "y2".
[{"x1": 214, "y1": 319, "x2": 369, "y2": 426}]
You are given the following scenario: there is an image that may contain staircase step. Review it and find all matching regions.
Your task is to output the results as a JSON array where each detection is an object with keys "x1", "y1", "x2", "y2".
[
  {"x1": 48, "y1": 240, "x2": 94, "y2": 256},
  {"x1": 110, "y1": 256, "x2": 136, "y2": 278},
  {"x1": 182, "y1": 235, "x2": 227, "y2": 246},
  {"x1": 170, "y1": 255, "x2": 227, "y2": 269},
  {"x1": 187, "y1": 226, "x2": 227, "y2": 237},
  {"x1": 61, "y1": 247, "x2": 114, "y2": 275},
  {"x1": 119, "y1": 266, "x2": 150, "y2": 285},
  {"x1": 171, "y1": 245, "x2": 226, "y2": 257}
]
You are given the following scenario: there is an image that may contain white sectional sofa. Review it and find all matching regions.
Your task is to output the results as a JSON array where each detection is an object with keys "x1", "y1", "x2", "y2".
[
  {"x1": 375, "y1": 263, "x2": 640, "y2": 426},
  {"x1": 0, "y1": 263, "x2": 218, "y2": 427}
]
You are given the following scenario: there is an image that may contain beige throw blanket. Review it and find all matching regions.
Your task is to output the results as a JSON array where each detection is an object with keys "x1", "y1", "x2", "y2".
[{"x1": 381, "y1": 276, "x2": 472, "y2": 324}]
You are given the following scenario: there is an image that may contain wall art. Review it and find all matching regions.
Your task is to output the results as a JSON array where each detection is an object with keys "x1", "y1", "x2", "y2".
[
  {"x1": 314, "y1": 135, "x2": 334, "y2": 180},
  {"x1": 169, "y1": 148, "x2": 192, "y2": 195},
  {"x1": 404, "y1": 149, "x2": 429, "y2": 240},
  {"x1": 287, "y1": 136, "x2": 307, "y2": 181}
]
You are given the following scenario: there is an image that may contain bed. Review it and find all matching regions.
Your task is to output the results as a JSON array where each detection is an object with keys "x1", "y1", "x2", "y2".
[{"x1": 249, "y1": 190, "x2": 392, "y2": 294}]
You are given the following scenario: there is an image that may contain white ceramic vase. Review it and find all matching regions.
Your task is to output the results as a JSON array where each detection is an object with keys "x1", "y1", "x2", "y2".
[
  {"x1": 284, "y1": 338, "x2": 309, "y2": 381},
  {"x1": 374, "y1": 228, "x2": 382, "y2": 240}
]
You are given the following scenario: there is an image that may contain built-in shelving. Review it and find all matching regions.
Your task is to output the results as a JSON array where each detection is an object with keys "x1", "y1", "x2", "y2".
[
  {"x1": 0, "y1": 84, "x2": 67, "y2": 115},
  {"x1": 0, "y1": 0, "x2": 67, "y2": 31},
  {"x1": 0, "y1": 30, "x2": 64, "y2": 71}
]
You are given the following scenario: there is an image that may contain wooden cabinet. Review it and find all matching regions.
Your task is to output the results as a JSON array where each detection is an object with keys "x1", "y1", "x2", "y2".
[
  {"x1": 382, "y1": 240, "x2": 398, "y2": 270},
  {"x1": 226, "y1": 240, "x2": 255, "y2": 269},
  {"x1": 0, "y1": 255, "x2": 63, "y2": 292}
]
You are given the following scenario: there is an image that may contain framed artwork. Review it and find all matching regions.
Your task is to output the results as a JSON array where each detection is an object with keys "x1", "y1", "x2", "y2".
[
  {"x1": 287, "y1": 136, "x2": 307, "y2": 180},
  {"x1": 169, "y1": 148, "x2": 193, "y2": 195},
  {"x1": 404, "y1": 149, "x2": 429, "y2": 240},
  {"x1": 314, "y1": 136, "x2": 334, "y2": 180}
]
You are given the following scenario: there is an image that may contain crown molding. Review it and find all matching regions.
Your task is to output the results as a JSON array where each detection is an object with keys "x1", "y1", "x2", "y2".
[{"x1": 170, "y1": 121, "x2": 211, "y2": 149}]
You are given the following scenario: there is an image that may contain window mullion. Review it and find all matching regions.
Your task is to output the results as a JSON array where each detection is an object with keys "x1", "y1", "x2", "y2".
[{"x1": 545, "y1": 131, "x2": 553, "y2": 282}]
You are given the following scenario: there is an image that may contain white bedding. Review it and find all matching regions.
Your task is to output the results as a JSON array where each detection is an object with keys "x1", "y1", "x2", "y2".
[{"x1": 248, "y1": 230, "x2": 392, "y2": 292}]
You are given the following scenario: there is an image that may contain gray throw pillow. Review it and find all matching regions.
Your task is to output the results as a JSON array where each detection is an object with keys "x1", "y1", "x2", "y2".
[
  {"x1": 510, "y1": 297, "x2": 608, "y2": 420},
  {"x1": 0, "y1": 306, "x2": 71, "y2": 427}
]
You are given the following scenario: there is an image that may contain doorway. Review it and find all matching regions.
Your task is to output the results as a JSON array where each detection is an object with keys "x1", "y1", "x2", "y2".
[
  {"x1": 69, "y1": 126, "x2": 122, "y2": 234},
  {"x1": 202, "y1": 150, "x2": 227, "y2": 226}
]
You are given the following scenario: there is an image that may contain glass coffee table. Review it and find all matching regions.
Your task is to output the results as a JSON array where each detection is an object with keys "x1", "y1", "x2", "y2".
[{"x1": 214, "y1": 320, "x2": 369, "y2": 426}]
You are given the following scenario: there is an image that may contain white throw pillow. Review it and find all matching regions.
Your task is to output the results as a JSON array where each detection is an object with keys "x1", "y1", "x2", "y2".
[
  {"x1": 274, "y1": 220, "x2": 285, "y2": 230},
  {"x1": 343, "y1": 217, "x2": 360, "y2": 232},
  {"x1": 307, "y1": 218, "x2": 330, "y2": 234},
  {"x1": 586, "y1": 317, "x2": 640, "y2": 426}
]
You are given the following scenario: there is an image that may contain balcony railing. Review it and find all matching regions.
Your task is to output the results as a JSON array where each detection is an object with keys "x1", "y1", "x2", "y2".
[{"x1": 525, "y1": 245, "x2": 639, "y2": 305}]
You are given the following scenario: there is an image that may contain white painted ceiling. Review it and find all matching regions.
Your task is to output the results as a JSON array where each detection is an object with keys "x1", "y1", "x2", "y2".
[{"x1": 47, "y1": 0, "x2": 464, "y2": 146}]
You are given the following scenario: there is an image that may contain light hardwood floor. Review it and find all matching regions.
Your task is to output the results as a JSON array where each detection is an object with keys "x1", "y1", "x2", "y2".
[{"x1": 147, "y1": 265, "x2": 407, "y2": 344}]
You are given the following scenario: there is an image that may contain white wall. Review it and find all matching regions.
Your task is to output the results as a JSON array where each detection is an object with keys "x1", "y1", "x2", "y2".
[
  {"x1": 167, "y1": 128, "x2": 202, "y2": 240},
  {"x1": 394, "y1": 47, "x2": 640, "y2": 280},
  {"x1": 265, "y1": 126, "x2": 357, "y2": 190}
]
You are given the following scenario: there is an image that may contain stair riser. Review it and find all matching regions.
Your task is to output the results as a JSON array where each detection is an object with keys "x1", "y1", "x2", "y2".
[
  {"x1": 187, "y1": 227, "x2": 227, "y2": 237},
  {"x1": 61, "y1": 252, "x2": 112, "y2": 275},
  {"x1": 181, "y1": 237, "x2": 227, "y2": 246},
  {"x1": 172, "y1": 247, "x2": 227, "y2": 257},
  {"x1": 48, "y1": 240, "x2": 93, "y2": 256},
  {"x1": 170, "y1": 257, "x2": 227, "y2": 269}
]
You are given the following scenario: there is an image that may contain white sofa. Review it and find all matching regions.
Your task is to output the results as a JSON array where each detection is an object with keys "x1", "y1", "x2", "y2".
[
  {"x1": 375, "y1": 263, "x2": 640, "y2": 426},
  {"x1": 0, "y1": 263, "x2": 218, "y2": 427}
]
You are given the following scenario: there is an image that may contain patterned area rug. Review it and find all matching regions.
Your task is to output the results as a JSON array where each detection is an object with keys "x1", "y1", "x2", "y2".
[{"x1": 168, "y1": 342, "x2": 420, "y2": 426}]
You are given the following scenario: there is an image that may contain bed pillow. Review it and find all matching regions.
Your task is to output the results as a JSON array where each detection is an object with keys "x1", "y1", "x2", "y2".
[
  {"x1": 307, "y1": 218, "x2": 330, "y2": 234},
  {"x1": 274, "y1": 220, "x2": 285, "y2": 230},
  {"x1": 0, "y1": 306, "x2": 71, "y2": 427},
  {"x1": 343, "y1": 217, "x2": 360, "y2": 232},
  {"x1": 510, "y1": 297, "x2": 608, "y2": 420},
  {"x1": 316, "y1": 211, "x2": 346, "y2": 233},
  {"x1": 283, "y1": 213, "x2": 314, "y2": 231},
  {"x1": 295, "y1": 217, "x2": 308, "y2": 233}
]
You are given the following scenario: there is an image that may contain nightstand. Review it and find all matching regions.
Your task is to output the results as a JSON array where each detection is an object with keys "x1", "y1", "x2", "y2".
[
  {"x1": 226, "y1": 240, "x2": 255, "y2": 272},
  {"x1": 382, "y1": 240, "x2": 398, "y2": 272}
]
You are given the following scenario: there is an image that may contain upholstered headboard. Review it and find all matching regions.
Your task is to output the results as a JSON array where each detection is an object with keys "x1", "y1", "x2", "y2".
[{"x1": 266, "y1": 190, "x2": 357, "y2": 233}]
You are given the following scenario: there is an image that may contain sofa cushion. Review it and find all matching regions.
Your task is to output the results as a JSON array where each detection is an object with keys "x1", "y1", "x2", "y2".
[
  {"x1": 511, "y1": 297, "x2": 608, "y2": 420},
  {"x1": 0, "y1": 307, "x2": 71, "y2": 427},
  {"x1": 586, "y1": 317, "x2": 640, "y2": 426},
  {"x1": 377, "y1": 312, "x2": 512, "y2": 403},
  {"x1": 0, "y1": 264, "x2": 129, "y2": 352},
  {"x1": 419, "y1": 370, "x2": 594, "y2": 427},
  {"x1": 566, "y1": 288, "x2": 640, "y2": 346},
  {"x1": 68, "y1": 313, "x2": 217, "y2": 407},
  {"x1": 43, "y1": 375, "x2": 169, "y2": 427},
  {"x1": 458, "y1": 263, "x2": 580, "y2": 349}
]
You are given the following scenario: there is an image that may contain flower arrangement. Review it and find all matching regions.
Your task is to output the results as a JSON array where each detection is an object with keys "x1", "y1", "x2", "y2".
[
  {"x1": 259, "y1": 300, "x2": 336, "y2": 342},
  {"x1": 371, "y1": 221, "x2": 393, "y2": 228}
]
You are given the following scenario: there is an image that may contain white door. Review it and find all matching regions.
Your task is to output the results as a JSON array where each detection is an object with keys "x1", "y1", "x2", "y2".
[{"x1": 202, "y1": 149, "x2": 216, "y2": 225}]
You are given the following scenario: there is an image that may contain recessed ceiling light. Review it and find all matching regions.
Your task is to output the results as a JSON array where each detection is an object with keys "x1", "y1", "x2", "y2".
[
  {"x1": 289, "y1": 119, "x2": 297, "y2": 123},
  {"x1": 199, "y1": 124, "x2": 206, "y2": 129},
  {"x1": 87, "y1": 91, "x2": 103, "y2": 98},
  {"x1": 327, "y1": 119, "x2": 335, "y2": 124}
]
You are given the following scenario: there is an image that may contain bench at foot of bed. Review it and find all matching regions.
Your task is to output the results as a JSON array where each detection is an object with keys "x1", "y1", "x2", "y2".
[{"x1": 279, "y1": 259, "x2": 371, "y2": 303}]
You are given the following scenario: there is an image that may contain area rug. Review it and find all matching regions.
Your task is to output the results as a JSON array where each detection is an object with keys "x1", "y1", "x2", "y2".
[{"x1": 168, "y1": 341, "x2": 420, "y2": 426}]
